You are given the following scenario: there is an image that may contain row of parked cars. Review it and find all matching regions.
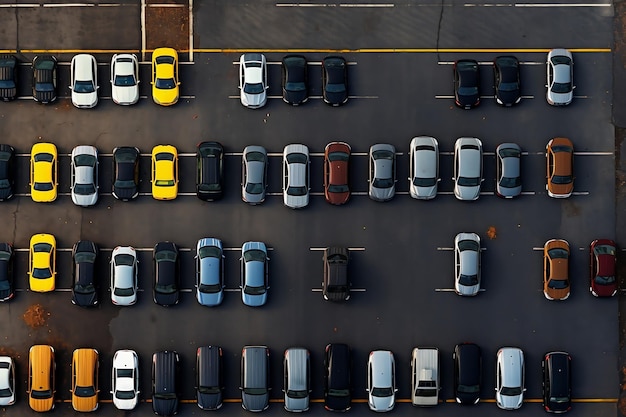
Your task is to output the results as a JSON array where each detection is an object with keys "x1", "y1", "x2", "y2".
[{"x1": 1, "y1": 344, "x2": 571, "y2": 414}]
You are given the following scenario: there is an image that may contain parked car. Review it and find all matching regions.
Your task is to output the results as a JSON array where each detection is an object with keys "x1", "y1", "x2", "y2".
[
  {"x1": 151, "y1": 47, "x2": 179, "y2": 106},
  {"x1": 71, "y1": 348, "x2": 99, "y2": 412},
  {"x1": 494, "y1": 56, "x2": 521, "y2": 106},
  {"x1": 32, "y1": 55, "x2": 57, "y2": 103},
  {"x1": 543, "y1": 239, "x2": 570, "y2": 300},
  {"x1": 0, "y1": 55, "x2": 17, "y2": 101},
  {"x1": 70, "y1": 54, "x2": 98, "y2": 108},
  {"x1": 324, "y1": 141, "x2": 351, "y2": 205},
  {"x1": 0, "y1": 144, "x2": 15, "y2": 201},
  {"x1": 283, "y1": 144, "x2": 310, "y2": 209},
  {"x1": 411, "y1": 347, "x2": 440, "y2": 406},
  {"x1": 239, "y1": 53, "x2": 268, "y2": 108},
  {"x1": 453, "y1": 137, "x2": 483, "y2": 201},
  {"x1": 111, "y1": 349, "x2": 140, "y2": 410},
  {"x1": 29, "y1": 233, "x2": 56, "y2": 292},
  {"x1": 240, "y1": 346, "x2": 270, "y2": 412},
  {"x1": 195, "y1": 238, "x2": 225, "y2": 307},
  {"x1": 0, "y1": 243, "x2": 13, "y2": 302},
  {"x1": 153, "y1": 242, "x2": 180, "y2": 306},
  {"x1": 196, "y1": 346, "x2": 223, "y2": 410},
  {"x1": 546, "y1": 48, "x2": 574, "y2": 106},
  {"x1": 70, "y1": 145, "x2": 99, "y2": 207},
  {"x1": 196, "y1": 141, "x2": 224, "y2": 201},
  {"x1": 454, "y1": 59, "x2": 480, "y2": 109},
  {"x1": 110, "y1": 53, "x2": 140, "y2": 105},
  {"x1": 30, "y1": 142, "x2": 58, "y2": 203},
  {"x1": 240, "y1": 241, "x2": 269, "y2": 306},
  {"x1": 28, "y1": 345, "x2": 56, "y2": 412},
  {"x1": 324, "y1": 343, "x2": 351, "y2": 411},
  {"x1": 283, "y1": 348, "x2": 311, "y2": 412},
  {"x1": 110, "y1": 246, "x2": 138, "y2": 306},
  {"x1": 368, "y1": 143, "x2": 396, "y2": 202},
  {"x1": 242, "y1": 145, "x2": 268, "y2": 204},
  {"x1": 71, "y1": 240, "x2": 98, "y2": 307},
  {"x1": 282, "y1": 55, "x2": 308, "y2": 105},
  {"x1": 495, "y1": 347, "x2": 525, "y2": 410},
  {"x1": 112, "y1": 146, "x2": 140, "y2": 201},
  {"x1": 454, "y1": 233, "x2": 481, "y2": 296},
  {"x1": 322, "y1": 247, "x2": 350, "y2": 301},
  {"x1": 496, "y1": 143, "x2": 522, "y2": 198},
  {"x1": 542, "y1": 351, "x2": 572, "y2": 413},
  {"x1": 453, "y1": 343, "x2": 481, "y2": 405},
  {"x1": 590, "y1": 239, "x2": 618, "y2": 297},
  {"x1": 151, "y1": 145, "x2": 178, "y2": 200},
  {"x1": 546, "y1": 137, "x2": 574, "y2": 198},
  {"x1": 0, "y1": 356, "x2": 15, "y2": 406},
  {"x1": 152, "y1": 351, "x2": 180, "y2": 416},
  {"x1": 322, "y1": 56, "x2": 348, "y2": 106},
  {"x1": 409, "y1": 136, "x2": 439, "y2": 200},
  {"x1": 367, "y1": 350, "x2": 396, "y2": 412}
]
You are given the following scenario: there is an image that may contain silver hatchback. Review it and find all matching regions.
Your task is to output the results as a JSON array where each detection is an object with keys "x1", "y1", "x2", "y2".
[
  {"x1": 453, "y1": 138, "x2": 483, "y2": 201},
  {"x1": 369, "y1": 144, "x2": 396, "y2": 202},
  {"x1": 454, "y1": 233, "x2": 481, "y2": 296},
  {"x1": 409, "y1": 136, "x2": 439, "y2": 200},
  {"x1": 242, "y1": 146, "x2": 267, "y2": 205}
]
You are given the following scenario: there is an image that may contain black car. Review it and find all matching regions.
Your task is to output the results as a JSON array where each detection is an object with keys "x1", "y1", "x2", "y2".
[
  {"x1": 494, "y1": 56, "x2": 521, "y2": 106},
  {"x1": 542, "y1": 351, "x2": 571, "y2": 413},
  {"x1": 196, "y1": 141, "x2": 223, "y2": 201},
  {"x1": 0, "y1": 243, "x2": 14, "y2": 302},
  {"x1": 153, "y1": 242, "x2": 180, "y2": 306},
  {"x1": 324, "y1": 343, "x2": 351, "y2": 411},
  {"x1": 453, "y1": 343, "x2": 481, "y2": 405},
  {"x1": 281, "y1": 55, "x2": 308, "y2": 105},
  {"x1": 196, "y1": 346, "x2": 223, "y2": 410},
  {"x1": 0, "y1": 144, "x2": 15, "y2": 201},
  {"x1": 32, "y1": 55, "x2": 58, "y2": 104},
  {"x1": 71, "y1": 240, "x2": 98, "y2": 307},
  {"x1": 112, "y1": 147, "x2": 140, "y2": 201},
  {"x1": 453, "y1": 59, "x2": 480, "y2": 109},
  {"x1": 0, "y1": 56, "x2": 17, "y2": 101},
  {"x1": 152, "y1": 351, "x2": 180, "y2": 416},
  {"x1": 322, "y1": 247, "x2": 350, "y2": 301},
  {"x1": 322, "y1": 56, "x2": 348, "y2": 106}
]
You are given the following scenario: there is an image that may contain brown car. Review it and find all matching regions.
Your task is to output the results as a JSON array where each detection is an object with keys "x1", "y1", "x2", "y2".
[
  {"x1": 543, "y1": 239, "x2": 570, "y2": 300},
  {"x1": 324, "y1": 142, "x2": 351, "y2": 205},
  {"x1": 546, "y1": 137, "x2": 574, "y2": 198}
]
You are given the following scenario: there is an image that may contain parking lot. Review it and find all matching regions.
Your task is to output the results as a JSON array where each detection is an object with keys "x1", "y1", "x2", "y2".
[{"x1": 0, "y1": 0, "x2": 619, "y2": 416}]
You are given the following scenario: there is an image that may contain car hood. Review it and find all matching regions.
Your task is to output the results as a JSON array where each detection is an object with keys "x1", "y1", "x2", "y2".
[
  {"x1": 197, "y1": 289, "x2": 223, "y2": 307},
  {"x1": 456, "y1": 390, "x2": 480, "y2": 405},
  {"x1": 370, "y1": 184, "x2": 395, "y2": 202},
  {"x1": 113, "y1": 183, "x2": 138, "y2": 201},
  {"x1": 324, "y1": 90, "x2": 348, "y2": 106},
  {"x1": 454, "y1": 184, "x2": 480, "y2": 201},
  {"x1": 284, "y1": 89, "x2": 307, "y2": 105},
  {"x1": 242, "y1": 291, "x2": 267, "y2": 307},
  {"x1": 198, "y1": 391, "x2": 222, "y2": 410},
  {"x1": 155, "y1": 291, "x2": 178, "y2": 306},
  {"x1": 285, "y1": 395, "x2": 309, "y2": 412},
  {"x1": 547, "y1": 90, "x2": 573, "y2": 106},
  {"x1": 241, "y1": 91, "x2": 267, "y2": 109},
  {"x1": 113, "y1": 395, "x2": 138, "y2": 410},
  {"x1": 112, "y1": 85, "x2": 139, "y2": 105},
  {"x1": 497, "y1": 89, "x2": 521, "y2": 106},
  {"x1": 242, "y1": 392, "x2": 269, "y2": 412},
  {"x1": 72, "y1": 290, "x2": 97, "y2": 307},
  {"x1": 496, "y1": 393, "x2": 523, "y2": 410},
  {"x1": 153, "y1": 397, "x2": 178, "y2": 416},
  {"x1": 410, "y1": 183, "x2": 437, "y2": 200},
  {"x1": 72, "y1": 395, "x2": 98, "y2": 412},
  {"x1": 72, "y1": 91, "x2": 98, "y2": 108},
  {"x1": 325, "y1": 393, "x2": 351, "y2": 411},
  {"x1": 369, "y1": 394, "x2": 394, "y2": 412}
]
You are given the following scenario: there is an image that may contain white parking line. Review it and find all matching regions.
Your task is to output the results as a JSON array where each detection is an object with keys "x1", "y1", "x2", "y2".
[
  {"x1": 311, "y1": 288, "x2": 367, "y2": 292},
  {"x1": 435, "y1": 288, "x2": 486, "y2": 292},
  {"x1": 309, "y1": 247, "x2": 366, "y2": 251}
]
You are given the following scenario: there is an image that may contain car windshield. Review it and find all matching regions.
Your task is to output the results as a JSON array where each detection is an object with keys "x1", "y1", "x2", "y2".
[
  {"x1": 199, "y1": 283, "x2": 222, "y2": 293},
  {"x1": 114, "y1": 287, "x2": 135, "y2": 296},
  {"x1": 33, "y1": 268, "x2": 52, "y2": 278},
  {"x1": 548, "y1": 279, "x2": 568, "y2": 289},
  {"x1": 198, "y1": 246, "x2": 220, "y2": 258},
  {"x1": 74, "y1": 80, "x2": 95, "y2": 93},
  {"x1": 246, "y1": 182, "x2": 264, "y2": 194},
  {"x1": 74, "y1": 283, "x2": 95, "y2": 294},
  {"x1": 326, "y1": 83, "x2": 346, "y2": 93},
  {"x1": 551, "y1": 175, "x2": 572, "y2": 184},
  {"x1": 285, "y1": 81, "x2": 306, "y2": 91},
  {"x1": 198, "y1": 386, "x2": 221, "y2": 394},
  {"x1": 329, "y1": 152, "x2": 349, "y2": 162},
  {"x1": 115, "y1": 390, "x2": 136, "y2": 399},
  {"x1": 371, "y1": 387, "x2": 393, "y2": 397},
  {"x1": 31, "y1": 389, "x2": 52, "y2": 399},
  {"x1": 114, "y1": 74, "x2": 136, "y2": 86},
  {"x1": 328, "y1": 184, "x2": 349, "y2": 193},
  {"x1": 287, "y1": 186, "x2": 307, "y2": 196},
  {"x1": 34, "y1": 182, "x2": 53, "y2": 191},
  {"x1": 74, "y1": 154, "x2": 96, "y2": 167},
  {"x1": 243, "y1": 285, "x2": 266, "y2": 295},
  {"x1": 287, "y1": 389, "x2": 308, "y2": 399},
  {"x1": 114, "y1": 254, "x2": 135, "y2": 266},
  {"x1": 75, "y1": 386, "x2": 96, "y2": 397},
  {"x1": 34, "y1": 153, "x2": 53, "y2": 163},
  {"x1": 413, "y1": 177, "x2": 437, "y2": 187},
  {"x1": 457, "y1": 384, "x2": 480, "y2": 393},
  {"x1": 459, "y1": 273, "x2": 479, "y2": 285},
  {"x1": 156, "y1": 283, "x2": 177, "y2": 294},
  {"x1": 550, "y1": 396, "x2": 570, "y2": 403},
  {"x1": 328, "y1": 388, "x2": 350, "y2": 397},
  {"x1": 246, "y1": 151, "x2": 265, "y2": 162},
  {"x1": 154, "y1": 392, "x2": 177, "y2": 400},
  {"x1": 458, "y1": 86, "x2": 479, "y2": 95},
  {"x1": 287, "y1": 153, "x2": 307, "y2": 164},
  {"x1": 0, "y1": 388, "x2": 12, "y2": 397},
  {"x1": 498, "y1": 82, "x2": 518, "y2": 92},
  {"x1": 115, "y1": 180, "x2": 136, "y2": 188},
  {"x1": 75, "y1": 252, "x2": 96, "y2": 263},
  {"x1": 373, "y1": 178, "x2": 394, "y2": 188},
  {"x1": 156, "y1": 77, "x2": 176, "y2": 89},
  {"x1": 551, "y1": 82, "x2": 572, "y2": 94},
  {"x1": 155, "y1": 250, "x2": 176, "y2": 262},
  {"x1": 501, "y1": 386, "x2": 522, "y2": 396},
  {"x1": 73, "y1": 184, "x2": 96, "y2": 195},
  {"x1": 244, "y1": 249, "x2": 266, "y2": 262},
  {"x1": 457, "y1": 176, "x2": 481, "y2": 187},
  {"x1": 548, "y1": 248, "x2": 568, "y2": 259},
  {"x1": 155, "y1": 179, "x2": 175, "y2": 186},
  {"x1": 415, "y1": 387, "x2": 437, "y2": 396},
  {"x1": 243, "y1": 388, "x2": 267, "y2": 395},
  {"x1": 244, "y1": 82, "x2": 264, "y2": 94},
  {"x1": 595, "y1": 275, "x2": 616, "y2": 285},
  {"x1": 500, "y1": 177, "x2": 521, "y2": 188}
]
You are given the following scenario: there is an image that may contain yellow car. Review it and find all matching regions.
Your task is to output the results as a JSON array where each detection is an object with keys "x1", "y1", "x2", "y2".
[
  {"x1": 71, "y1": 348, "x2": 99, "y2": 412},
  {"x1": 151, "y1": 47, "x2": 180, "y2": 106},
  {"x1": 29, "y1": 233, "x2": 56, "y2": 292},
  {"x1": 151, "y1": 145, "x2": 178, "y2": 200},
  {"x1": 30, "y1": 142, "x2": 58, "y2": 202}
]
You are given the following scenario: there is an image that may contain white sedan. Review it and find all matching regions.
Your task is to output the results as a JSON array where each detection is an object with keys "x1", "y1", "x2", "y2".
[
  {"x1": 111, "y1": 350, "x2": 139, "y2": 410},
  {"x1": 70, "y1": 54, "x2": 98, "y2": 108},
  {"x1": 0, "y1": 356, "x2": 15, "y2": 406},
  {"x1": 110, "y1": 246, "x2": 138, "y2": 306},
  {"x1": 110, "y1": 54, "x2": 139, "y2": 105},
  {"x1": 70, "y1": 145, "x2": 99, "y2": 207},
  {"x1": 239, "y1": 53, "x2": 268, "y2": 108}
]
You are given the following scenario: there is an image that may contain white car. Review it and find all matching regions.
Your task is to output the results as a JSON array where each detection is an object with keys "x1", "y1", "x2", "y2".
[
  {"x1": 110, "y1": 246, "x2": 138, "y2": 306},
  {"x1": 239, "y1": 53, "x2": 268, "y2": 108},
  {"x1": 70, "y1": 145, "x2": 99, "y2": 207},
  {"x1": 0, "y1": 356, "x2": 15, "y2": 406},
  {"x1": 111, "y1": 349, "x2": 139, "y2": 410},
  {"x1": 546, "y1": 48, "x2": 574, "y2": 106},
  {"x1": 454, "y1": 233, "x2": 481, "y2": 296},
  {"x1": 283, "y1": 144, "x2": 310, "y2": 209},
  {"x1": 70, "y1": 54, "x2": 98, "y2": 108},
  {"x1": 110, "y1": 54, "x2": 139, "y2": 105},
  {"x1": 409, "y1": 136, "x2": 439, "y2": 200},
  {"x1": 495, "y1": 347, "x2": 525, "y2": 410},
  {"x1": 367, "y1": 350, "x2": 396, "y2": 412},
  {"x1": 453, "y1": 137, "x2": 483, "y2": 201}
]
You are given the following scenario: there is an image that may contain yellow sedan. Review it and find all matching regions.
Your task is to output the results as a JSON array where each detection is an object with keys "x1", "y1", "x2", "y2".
[
  {"x1": 30, "y1": 142, "x2": 57, "y2": 202},
  {"x1": 29, "y1": 233, "x2": 56, "y2": 292},
  {"x1": 151, "y1": 47, "x2": 180, "y2": 106},
  {"x1": 151, "y1": 145, "x2": 178, "y2": 200}
]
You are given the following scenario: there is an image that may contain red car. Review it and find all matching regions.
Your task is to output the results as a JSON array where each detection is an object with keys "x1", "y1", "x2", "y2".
[
  {"x1": 324, "y1": 142, "x2": 351, "y2": 205},
  {"x1": 590, "y1": 239, "x2": 617, "y2": 297}
]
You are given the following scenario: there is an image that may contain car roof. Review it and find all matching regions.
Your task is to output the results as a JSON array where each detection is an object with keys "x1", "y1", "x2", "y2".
[
  {"x1": 72, "y1": 54, "x2": 95, "y2": 81},
  {"x1": 498, "y1": 347, "x2": 523, "y2": 386},
  {"x1": 455, "y1": 343, "x2": 481, "y2": 385},
  {"x1": 369, "y1": 350, "x2": 393, "y2": 387}
]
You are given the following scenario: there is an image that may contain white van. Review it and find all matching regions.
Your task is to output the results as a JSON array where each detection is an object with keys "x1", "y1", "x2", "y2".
[{"x1": 411, "y1": 347, "x2": 440, "y2": 406}]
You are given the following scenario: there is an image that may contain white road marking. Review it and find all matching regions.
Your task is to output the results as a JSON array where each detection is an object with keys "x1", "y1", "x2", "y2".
[
  {"x1": 189, "y1": 0, "x2": 194, "y2": 62},
  {"x1": 141, "y1": 0, "x2": 146, "y2": 61},
  {"x1": 311, "y1": 288, "x2": 367, "y2": 291},
  {"x1": 309, "y1": 247, "x2": 366, "y2": 251}
]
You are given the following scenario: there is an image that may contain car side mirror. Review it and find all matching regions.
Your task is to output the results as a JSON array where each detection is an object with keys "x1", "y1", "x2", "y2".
[
  {"x1": 68, "y1": 86, "x2": 73, "y2": 90},
  {"x1": 365, "y1": 388, "x2": 370, "y2": 392},
  {"x1": 394, "y1": 388, "x2": 398, "y2": 392},
  {"x1": 177, "y1": 82, "x2": 181, "y2": 85},
  {"x1": 572, "y1": 85, "x2": 576, "y2": 89}
]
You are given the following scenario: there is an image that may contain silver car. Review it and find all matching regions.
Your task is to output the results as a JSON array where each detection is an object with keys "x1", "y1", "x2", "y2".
[
  {"x1": 110, "y1": 54, "x2": 139, "y2": 105},
  {"x1": 495, "y1": 347, "x2": 525, "y2": 410},
  {"x1": 546, "y1": 48, "x2": 574, "y2": 106},
  {"x1": 367, "y1": 350, "x2": 396, "y2": 412},
  {"x1": 111, "y1": 349, "x2": 139, "y2": 410},
  {"x1": 70, "y1": 54, "x2": 98, "y2": 108},
  {"x1": 242, "y1": 146, "x2": 267, "y2": 205},
  {"x1": 409, "y1": 136, "x2": 439, "y2": 200},
  {"x1": 239, "y1": 53, "x2": 268, "y2": 109},
  {"x1": 195, "y1": 238, "x2": 224, "y2": 307},
  {"x1": 368, "y1": 144, "x2": 396, "y2": 202},
  {"x1": 70, "y1": 145, "x2": 99, "y2": 207},
  {"x1": 240, "y1": 241, "x2": 269, "y2": 307},
  {"x1": 110, "y1": 246, "x2": 138, "y2": 306},
  {"x1": 453, "y1": 137, "x2": 483, "y2": 201},
  {"x1": 283, "y1": 144, "x2": 310, "y2": 209},
  {"x1": 496, "y1": 143, "x2": 522, "y2": 198},
  {"x1": 0, "y1": 356, "x2": 15, "y2": 406},
  {"x1": 454, "y1": 233, "x2": 481, "y2": 296}
]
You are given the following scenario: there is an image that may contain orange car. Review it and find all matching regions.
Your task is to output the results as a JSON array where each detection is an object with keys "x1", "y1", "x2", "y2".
[
  {"x1": 543, "y1": 239, "x2": 570, "y2": 300},
  {"x1": 546, "y1": 137, "x2": 573, "y2": 198},
  {"x1": 323, "y1": 142, "x2": 351, "y2": 205}
]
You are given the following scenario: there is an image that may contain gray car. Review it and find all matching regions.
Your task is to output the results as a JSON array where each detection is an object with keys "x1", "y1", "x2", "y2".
[
  {"x1": 454, "y1": 233, "x2": 481, "y2": 296},
  {"x1": 195, "y1": 238, "x2": 224, "y2": 307},
  {"x1": 70, "y1": 145, "x2": 98, "y2": 207},
  {"x1": 241, "y1": 346, "x2": 270, "y2": 412},
  {"x1": 283, "y1": 144, "x2": 310, "y2": 209},
  {"x1": 367, "y1": 350, "x2": 396, "y2": 412},
  {"x1": 283, "y1": 348, "x2": 311, "y2": 412},
  {"x1": 239, "y1": 53, "x2": 268, "y2": 109},
  {"x1": 453, "y1": 138, "x2": 483, "y2": 201},
  {"x1": 496, "y1": 143, "x2": 522, "y2": 198},
  {"x1": 242, "y1": 146, "x2": 268, "y2": 205},
  {"x1": 546, "y1": 48, "x2": 574, "y2": 106},
  {"x1": 110, "y1": 246, "x2": 138, "y2": 306},
  {"x1": 240, "y1": 241, "x2": 269, "y2": 307},
  {"x1": 409, "y1": 136, "x2": 439, "y2": 200},
  {"x1": 368, "y1": 144, "x2": 396, "y2": 202}
]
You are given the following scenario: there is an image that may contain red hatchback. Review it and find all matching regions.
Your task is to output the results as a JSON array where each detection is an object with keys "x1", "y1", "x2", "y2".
[
  {"x1": 324, "y1": 142, "x2": 351, "y2": 205},
  {"x1": 590, "y1": 239, "x2": 617, "y2": 297}
]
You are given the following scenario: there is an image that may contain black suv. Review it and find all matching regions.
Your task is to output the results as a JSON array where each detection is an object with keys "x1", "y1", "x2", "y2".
[
  {"x1": 71, "y1": 240, "x2": 98, "y2": 307},
  {"x1": 453, "y1": 342, "x2": 482, "y2": 405},
  {"x1": 196, "y1": 346, "x2": 223, "y2": 410},
  {"x1": 152, "y1": 351, "x2": 180, "y2": 416},
  {"x1": 542, "y1": 351, "x2": 571, "y2": 413},
  {"x1": 153, "y1": 242, "x2": 180, "y2": 306},
  {"x1": 324, "y1": 343, "x2": 351, "y2": 411},
  {"x1": 32, "y1": 55, "x2": 58, "y2": 104},
  {"x1": 0, "y1": 55, "x2": 17, "y2": 101},
  {"x1": 322, "y1": 247, "x2": 350, "y2": 301},
  {"x1": 196, "y1": 141, "x2": 224, "y2": 201}
]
